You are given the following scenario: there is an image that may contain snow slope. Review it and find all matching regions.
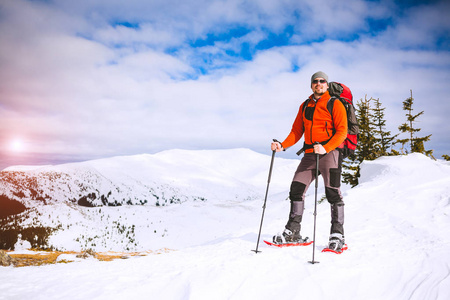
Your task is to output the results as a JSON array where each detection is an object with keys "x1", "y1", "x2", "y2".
[
  {"x1": 0, "y1": 149, "x2": 299, "y2": 251},
  {"x1": 1, "y1": 150, "x2": 450, "y2": 300}
]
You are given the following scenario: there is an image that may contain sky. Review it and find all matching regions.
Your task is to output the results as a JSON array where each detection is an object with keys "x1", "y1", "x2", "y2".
[{"x1": 1, "y1": 0, "x2": 449, "y2": 169}]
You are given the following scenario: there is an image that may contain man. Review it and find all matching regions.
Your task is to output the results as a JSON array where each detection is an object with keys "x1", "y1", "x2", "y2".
[{"x1": 271, "y1": 71, "x2": 347, "y2": 252}]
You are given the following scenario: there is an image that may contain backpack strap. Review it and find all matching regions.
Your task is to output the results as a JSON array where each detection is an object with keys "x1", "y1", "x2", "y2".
[
  {"x1": 296, "y1": 98, "x2": 312, "y2": 155},
  {"x1": 327, "y1": 97, "x2": 338, "y2": 134},
  {"x1": 301, "y1": 98, "x2": 311, "y2": 114},
  {"x1": 296, "y1": 137, "x2": 333, "y2": 155}
]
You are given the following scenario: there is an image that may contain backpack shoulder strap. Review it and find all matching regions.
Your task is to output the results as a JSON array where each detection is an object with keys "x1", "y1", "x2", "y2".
[
  {"x1": 302, "y1": 98, "x2": 311, "y2": 114},
  {"x1": 327, "y1": 97, "x2": 337, "y2": 116},
  {"x1": 327, "y1": 97, "x2": 338, "y2": 130}
]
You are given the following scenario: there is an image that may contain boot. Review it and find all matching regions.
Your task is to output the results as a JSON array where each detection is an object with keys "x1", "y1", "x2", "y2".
[
  {"x1": 327, "y1": 233, "x2": 345, "y2": 251},
  {"x1": 273, "y1": 228, "x2": 309, "y2": 244}
]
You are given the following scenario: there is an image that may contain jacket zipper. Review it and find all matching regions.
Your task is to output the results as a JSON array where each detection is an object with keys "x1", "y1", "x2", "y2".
[{"x1": 310, "y1": 100, "x2": 316, "y2": 144}]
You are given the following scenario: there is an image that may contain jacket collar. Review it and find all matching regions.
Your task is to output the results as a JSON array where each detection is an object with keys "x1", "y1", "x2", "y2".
[{"x1": 309, "y1": 91, "x2": 330, "y2": 102}]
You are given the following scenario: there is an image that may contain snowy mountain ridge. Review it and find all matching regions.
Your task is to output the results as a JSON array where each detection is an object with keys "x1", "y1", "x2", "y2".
[
  {"x1": 1, "y1": 148, "x2": 276, "y2": 208},
  {"x1": 0, "y1": 148, "x2": 298, "y2": 251}
]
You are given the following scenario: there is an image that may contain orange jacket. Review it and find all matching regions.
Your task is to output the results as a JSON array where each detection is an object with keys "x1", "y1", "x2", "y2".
[{"x1": 281, "y1": 91, "x2": 348, "y2": 153}]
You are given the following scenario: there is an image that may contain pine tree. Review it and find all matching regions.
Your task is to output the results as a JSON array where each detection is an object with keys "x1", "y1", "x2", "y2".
[
  {"x1": 356, "y1": 96, "x2": 378, "y2": 161},
  {"x1": 341, "y1": 160, "x2": 359, "y2": 188},
  {"x1": 396, "y1": 90, "x2": 434, "y2": 158},
  {"x1": 342, "y1": 96, "x2": 377, "y2": 187},
  {"x1": 372, "y1": 98, "x2": 398, "y2": 156}
]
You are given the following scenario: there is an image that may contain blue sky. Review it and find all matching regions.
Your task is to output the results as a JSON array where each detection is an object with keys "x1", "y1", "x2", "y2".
[{"x1": 0, "y1": 0, "x2": 449, "y2": 169}]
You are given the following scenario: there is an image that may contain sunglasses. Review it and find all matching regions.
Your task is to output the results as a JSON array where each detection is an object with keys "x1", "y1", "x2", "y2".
[{"x1": 312, "y1": 79, "x2": 327, "y2": 84}]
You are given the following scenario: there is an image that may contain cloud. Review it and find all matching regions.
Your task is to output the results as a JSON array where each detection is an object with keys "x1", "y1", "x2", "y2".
[
  {"x1": 1, "y1": 0, "x2": 449, "y2": 169},
  {"x1": 93, "y1": 23, "x2": 184, "y2": 50},
  {"x1": 370, "y1": 1, "x2": 450, "y2": 50}
]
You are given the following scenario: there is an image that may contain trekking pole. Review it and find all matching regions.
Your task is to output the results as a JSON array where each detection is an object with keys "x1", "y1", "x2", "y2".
[
  {"x1": 309, "y1": 142, "x2": 320, "y2": 264},
  {"x1": 252, "y1": 140, "x2": 278, "y2": 253}
]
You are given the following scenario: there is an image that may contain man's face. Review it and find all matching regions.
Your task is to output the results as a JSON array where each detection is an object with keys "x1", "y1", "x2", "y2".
[{"x1": 311, "y1": 78, "x2": 328, "y2": 96}]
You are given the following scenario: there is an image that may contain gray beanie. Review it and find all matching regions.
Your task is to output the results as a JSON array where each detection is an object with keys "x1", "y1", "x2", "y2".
[{"x1": 311, "y1": 71, "x2": 328, "y2": 83}]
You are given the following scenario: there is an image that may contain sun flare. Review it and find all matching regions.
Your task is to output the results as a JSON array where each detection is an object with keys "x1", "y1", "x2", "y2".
[{"x1": 9, "y1": 139, "x2": 26, "y2": 153}]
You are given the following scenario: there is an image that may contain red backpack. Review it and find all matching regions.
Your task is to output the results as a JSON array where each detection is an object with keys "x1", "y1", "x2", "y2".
[{"x1": 327, "y1": 82, "x2": 359, "y2": 158}]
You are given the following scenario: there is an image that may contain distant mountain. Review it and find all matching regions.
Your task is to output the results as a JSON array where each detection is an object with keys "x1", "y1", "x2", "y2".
[
  {"x1": 0, "y1": 149, "x2": 273, "y2": 209},
  {"x1": 0, "y1": 149, "x2": 297, "y2": 251}
]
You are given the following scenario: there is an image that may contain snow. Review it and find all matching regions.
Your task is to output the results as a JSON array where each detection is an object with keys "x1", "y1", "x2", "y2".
[{"x1": 1, "y1": 150, "x2": 450, "y2": 299}]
